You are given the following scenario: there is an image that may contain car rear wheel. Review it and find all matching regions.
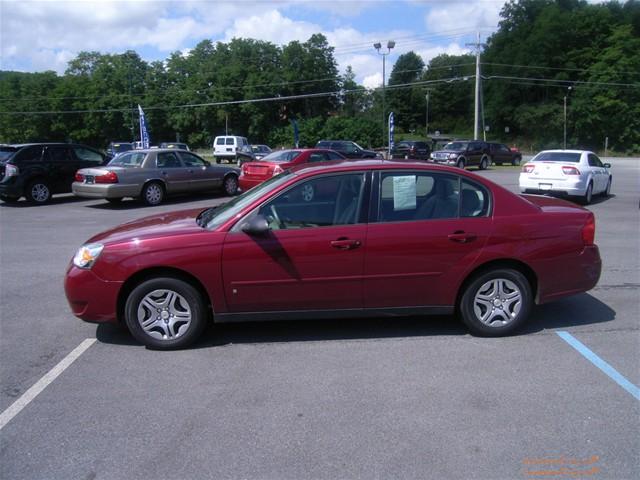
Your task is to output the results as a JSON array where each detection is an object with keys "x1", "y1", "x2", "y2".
[
  {"x1": 223, "y1": 174, "x2": 238, "y2": 196},
  {"x1": 124, "y1": 277, "x2": 207, "y2": 349},
  {"x1": 26, "y1": 180, "x2": 51, "y2": 204},
  {"x1": 142, "y1": 182, "x2": 164, "y2": 206},
  {"x1": 459, "y1": 268, "x2": 532, "y2": 337}
]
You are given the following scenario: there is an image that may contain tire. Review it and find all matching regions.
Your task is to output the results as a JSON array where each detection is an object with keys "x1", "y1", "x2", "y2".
[
  {"x1": 456, "y1": 158, "x2": 465, "y2": 169},
  {"x1": 223, "y1": 174, "x2": 238, "y2": 196},
  {"x1": 601, "y1": 177, "x2": 612, "y2": 197},
  {"x1": 215, "y1": 158, "x2": 221, "y2": 164},
  {"x1": 26, "y1": 179, "x2": 52, "y2": 204},
  {"x1": 106, "y1": 198, "x2": 122, "y2": 204},
  {"x1": 124, "y1": 277, "x2": 207, "y2": 349},
  {"x1": 479, "y1": 156, "x2": 488, "y2": 170},
  {"x1": 582, "y1": 182, "x2": 593, "y2": 205},
  {"x1": 141, "y1": 182, "x2": 164, "y2": 206},
  {"x1": 459, "y1": 268, "x2": 532, "y2": 337},
  {"x1": 0, "y1": 195, "x2": 20, "y2": 203},
  {"x1": 512, "y1": 156, "x2": 521, "y2": 166}
]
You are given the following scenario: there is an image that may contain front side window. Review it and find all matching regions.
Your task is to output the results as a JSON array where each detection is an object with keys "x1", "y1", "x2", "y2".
[
  {"x1": 257, "y1": 173, "x2": 365, "y2": 230},
  {"x1": 180, "y1": 152, "x2": 207, "y2": 167},
  {"x1": 47, "y1": 146, "x2": 71, "y2": 162},
  {"x1": 588, "y1": 154, "x2": 603, "y2": 167},
  {"x1": 156, "y1": 152, "x2": 182, "y2": 168}
]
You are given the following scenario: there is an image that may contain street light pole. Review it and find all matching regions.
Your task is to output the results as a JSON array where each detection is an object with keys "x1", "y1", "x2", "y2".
[
  {"x1": 374, "y1": 40, "x2": 395, "y2": 151},
  {"x1": 563, "y1": 86, "x2": 572, "y2": 149},
  {"x1": 425, "y1": 90, "x2": 431, "y2": 138}
]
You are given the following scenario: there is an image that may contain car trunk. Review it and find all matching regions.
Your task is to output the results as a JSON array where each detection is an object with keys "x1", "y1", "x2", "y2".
[{"x1": 524, "y1": 161, "x2": 575, "y2": 181}]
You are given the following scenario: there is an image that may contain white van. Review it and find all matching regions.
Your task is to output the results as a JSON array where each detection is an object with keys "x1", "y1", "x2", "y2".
[{"x1": 213, "y1": 136, "x2": 253, "y2": 164}]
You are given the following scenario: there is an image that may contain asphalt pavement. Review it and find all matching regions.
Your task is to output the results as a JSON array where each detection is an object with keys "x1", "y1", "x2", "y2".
[{"x1": 0, "y1": 159, "x2": 638, "y2": 480}]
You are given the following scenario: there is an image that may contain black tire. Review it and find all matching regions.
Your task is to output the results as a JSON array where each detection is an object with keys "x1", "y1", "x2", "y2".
[
  {"x1": 582, "y1": 182, "x2": 593, "y2": 205},
  {"x1": 0, "y1": 195, "x2": 20, "y2": 203},
  {"x1": 459, "y1": 268, "x2": 532, "y2": 337},
  {"x1": 106, "y1": 198, "x2": 122, "y2": 204},
  {"x1": 479, "y1": 156, "x2": 488, "y2": 170},
  {"x1": 601, "y1": 177, "x2": 612, "y2": 197},
  {"x1": 223, "y1": 174, "x2": 238, "y2": 196},
  {"x1": 124, "y1": 277, "x2": 207, "y2": 349},
  {"x1": 141, "y1": 181, "x2": 164, "y2": 206},
  {"x1": 456, "y1": 158, "x2": 465, "y2": 169},
  {"x1": 512, "y1": 156, "x2": 521, "y2": 166},
  {"x1": 26, "y1": 179, "x2": 52, "y2": 204}
]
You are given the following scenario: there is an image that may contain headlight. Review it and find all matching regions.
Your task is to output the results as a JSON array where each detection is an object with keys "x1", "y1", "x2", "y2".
[
  {"x1": 73, "y1": 243, "x2": 104, "y2": 269},
  {"x1": 449, "y1": 153, "x2": 458, "y2": 159}
]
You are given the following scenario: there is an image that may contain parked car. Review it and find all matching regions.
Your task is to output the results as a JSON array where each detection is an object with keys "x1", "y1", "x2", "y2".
[
  {"x1": 315, "y1": 140, "x2": 378, "y2": 159},
  {"x1": 430, "y1": 140, "x2": 490, "y2": 169},
  {"x1": 0, "y1": 143, "x2": 109, "y2": 204},
  {"x1": 65, "y1": 159, "x2": 602, "y2": 349},
  {"x1": 488, "y1": 142, "x2": 522, "y2": 166},
  {"x1": 519, "y1": 150, "x2": 612, "y2": 204},
  {"x1": 239, "y1": 148, "x2": 346, "y2": 191},
  {"x1": 213, "y1": 136, "x2": 253, "y2": 165},
  {"x1": 390, "y1": 140, "x2": 431, "y2": 160},
  {"x1": 72, "y1": 148, "x2": 239, "y2": 206},
  {"x1": 159, "y1": 142, "x2": 190, "y2": 151},
  {"x1": 106, "y1": 142, "x2": 133, "y2": 157},
  {"x1": 251, "y1": 144, "x2": 272, "y2": 160}
]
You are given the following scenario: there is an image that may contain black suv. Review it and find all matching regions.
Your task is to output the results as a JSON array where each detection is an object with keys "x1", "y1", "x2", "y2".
[
  {"x1": 429, "y1": 140, "x2": 490, "y2": 169},
  {"x1": 0, "y1": 143, "x2": 109, "y2": 204},
  {"x1": 488, "y1": 142, "x2": 522, "y2": 166},
  {"x1": 390, "y1": 140, "x2": 431, "y2": 160},
  {"x1": 315, "y1": 140, "x2": 378, "y2": 159}
]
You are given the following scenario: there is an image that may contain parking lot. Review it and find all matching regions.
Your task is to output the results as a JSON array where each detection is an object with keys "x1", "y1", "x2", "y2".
[{"x1": 0, "y1": 159, "x2": 638, "y2": 479}]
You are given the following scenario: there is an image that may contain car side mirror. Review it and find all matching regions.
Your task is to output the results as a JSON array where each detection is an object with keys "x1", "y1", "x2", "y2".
[
  {"x1": 204, "y1": 160, "x2": 211, "y2": 167},
  {"x1": 241, "y1": 215, "x2": 270, "y2": 235},
  {"x1": 604, "y1": 163, "x2": 611, "y2": 168}
]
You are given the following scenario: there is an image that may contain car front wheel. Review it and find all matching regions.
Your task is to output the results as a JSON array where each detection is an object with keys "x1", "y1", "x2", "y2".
[
  {"x1": 124, "y1": 277, "x2": 207, "y2": 349},
  {"x1": 601, "y1": 177, "x2": 612, "y2": 197},
  {"x1": 459, "y1": 269, "x2": 532, "y2": 337},
  {"x1": 582, "y1": 182, "x2": 593, "y2": 205},
  {"x1": 456, "y1": 158, "x2": 465, "y2": 169},
  {"x1": 479, "y1": 156, "x2": 489, "y2": 170}
]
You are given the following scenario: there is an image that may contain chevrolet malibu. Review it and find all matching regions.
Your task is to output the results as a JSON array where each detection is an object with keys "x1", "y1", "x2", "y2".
[{"x1": 65, "y1": 160, "x2": 601, "y2": 349}]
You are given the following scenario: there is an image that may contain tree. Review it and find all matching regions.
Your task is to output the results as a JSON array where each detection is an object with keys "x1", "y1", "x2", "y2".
[{"x1": 387, "y1": 51, "x2": 425, "y2": 132}]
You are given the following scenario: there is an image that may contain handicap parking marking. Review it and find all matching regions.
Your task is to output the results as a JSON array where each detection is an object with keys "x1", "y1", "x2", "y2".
[
  {"x1": 0, "y1": 338, "x2": 96, "y2": 431},
  {"x1": 556, "y1": 331, "x2": 639, "y2": 401}
]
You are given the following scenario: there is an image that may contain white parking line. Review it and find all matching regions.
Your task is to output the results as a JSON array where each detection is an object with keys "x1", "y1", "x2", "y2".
[{"x1": 0, "y1": 338, "x2": 96, "y2": 431}]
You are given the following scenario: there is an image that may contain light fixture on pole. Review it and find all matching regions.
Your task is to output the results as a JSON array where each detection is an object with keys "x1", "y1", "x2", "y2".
[
  {"x1": 374, "y1": 40, "x2": 395, "y2": 151},
  {"x1": 563, "y1": 86, "x2": 572, "y2": 150}
]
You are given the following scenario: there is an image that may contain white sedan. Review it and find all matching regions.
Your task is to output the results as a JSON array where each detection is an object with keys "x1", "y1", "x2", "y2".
[{"x1": 519, "y1": 150, "x2": 612, "y2": 204}]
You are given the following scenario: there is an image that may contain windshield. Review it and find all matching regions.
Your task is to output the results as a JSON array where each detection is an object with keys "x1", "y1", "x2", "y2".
[
  {"x1": 531, "y1": 151, "x2": 581, "y2": 163},
  {"x1": 107, "y1": 151, "x2": 146, "y2": 167},
  {"x1": 443, "y1": 142, "x2": 468, "y2": 151},
  {"x1": 260, "y1": 150, "x2": 301, "y2": 163},
  {"x1": 202, "y1": 171, "x2": 293, "y2": 229}
]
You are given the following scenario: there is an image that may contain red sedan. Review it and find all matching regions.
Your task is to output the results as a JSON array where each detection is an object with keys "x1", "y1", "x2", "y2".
[
  {"x1": 239, "y1": 148, "x2": 346, "y2": 191},
  {"x1": 65, "y1": 160, "x2": 601, "y2": 349}
]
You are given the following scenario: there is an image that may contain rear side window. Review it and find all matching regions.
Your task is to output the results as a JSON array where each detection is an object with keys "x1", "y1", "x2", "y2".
[
  {"x1": 460, "y1": 180, "x2": 490, "y2": 217},
  {"x1": 74, "y1": 147, "x2": 103, "y2": 163},
  {"x1": 108, "y1": 152, "x2": 146, "y2": 168},
  {"x1": 308, "y1": 152, "x2": 328, "y2": 163},
  {"x1": 13, "y1": 146, "x2": 44, "y2": 164}
]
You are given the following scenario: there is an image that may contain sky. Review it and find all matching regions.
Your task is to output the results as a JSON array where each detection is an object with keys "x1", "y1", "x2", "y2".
[{"x1": 0, "y1": 0, "x2": 508, "y2": 87}]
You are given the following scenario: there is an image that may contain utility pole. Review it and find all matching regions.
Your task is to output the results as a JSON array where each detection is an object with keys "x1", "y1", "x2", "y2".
[
  {"x1": 466, "y1": 32, "x2": 485, "y2": 140},
  {"x1": 425, "y1": 90, "x2": 431, "y2": 138}
]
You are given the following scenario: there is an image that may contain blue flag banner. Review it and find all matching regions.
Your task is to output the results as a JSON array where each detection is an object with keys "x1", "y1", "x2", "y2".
[
  {"x1": 138, "y1": 105, "x2": 150, "y2": 149},
  {"x1": 388, "y1": 112, "x2": 395, "y2": 151}
]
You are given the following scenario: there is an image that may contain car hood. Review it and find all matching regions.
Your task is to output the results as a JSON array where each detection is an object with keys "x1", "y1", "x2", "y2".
[{"x1": 87, "y1": 208, "x2": 205, "y2": 245}]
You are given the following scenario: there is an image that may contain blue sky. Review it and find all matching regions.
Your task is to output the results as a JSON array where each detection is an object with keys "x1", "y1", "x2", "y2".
[{"x1": 1, "y1": 0, "x2": 505, "y2": 86}]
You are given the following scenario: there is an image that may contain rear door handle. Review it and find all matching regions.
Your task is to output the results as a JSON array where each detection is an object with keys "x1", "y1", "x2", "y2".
[
  {"x1": 331, "y1": 238, "x2": 362, "y2": 250},
  {"x1": 448, "y1": 231, "x2": 477, "y2": 243}
]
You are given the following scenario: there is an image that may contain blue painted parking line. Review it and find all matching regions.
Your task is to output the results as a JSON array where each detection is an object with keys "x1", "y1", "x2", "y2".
[{"x1": 556, "y1": 331, "x2": 640, "y2": 401}]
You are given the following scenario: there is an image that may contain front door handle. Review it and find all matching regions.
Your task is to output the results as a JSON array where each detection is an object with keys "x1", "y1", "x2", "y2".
[
  {"x1": 331, "y1": 238, "x2": 362, "y2": 250},
  {"x1": 448, "y1": 231, "x2": 477, "y2": 243}
]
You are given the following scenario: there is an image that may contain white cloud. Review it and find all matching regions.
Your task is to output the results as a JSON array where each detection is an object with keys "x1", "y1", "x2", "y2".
[
  {"x1": 425, "y1": 1, "x2": 501, "y2": 33},
  {"x1": 223, "y1": 10, "x2": 319, "y2": 44},
  {"x1": 363, "y1": 72, "x2": 382, "y2": 90}
]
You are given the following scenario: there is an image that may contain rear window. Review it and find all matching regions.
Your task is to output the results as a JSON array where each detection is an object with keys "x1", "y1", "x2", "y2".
[
  {"x1": 215, "y1": 138, "x2": 225, "y2": 145},
  {"x1": 531, "y1": 152, "x2": 581, "y2": 163},
  {"x1": 108, "y1": 152, "x2": 146, "y2": 168},
  {"x1": 225, "y1": 138, "x2": 234, "y2": 145},
  {"x1": 260, "y1": 150, "x2": 301, "y2": 163}
]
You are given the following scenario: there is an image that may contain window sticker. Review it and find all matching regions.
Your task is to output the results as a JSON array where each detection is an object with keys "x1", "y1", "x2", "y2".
[{"x1": 393, "y1": 175, "x2": 416, "y2": 211}]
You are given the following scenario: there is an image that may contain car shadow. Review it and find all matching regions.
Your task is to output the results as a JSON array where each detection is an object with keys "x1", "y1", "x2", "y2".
[
  {"x1": 85, "y1": 191, "x2": 233, "y2": 210},
  {"x1": 0, "y1": 194, "x2": 87, "y2": 208},
  {"x1": 95, "y1": 293, "x2": 615, "y2": 350}
]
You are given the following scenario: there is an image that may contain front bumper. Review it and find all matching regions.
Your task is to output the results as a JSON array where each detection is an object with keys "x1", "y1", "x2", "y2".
[
  {"x1": 72, "y1": 182, "x2": 141, "y2": 199},
  {"x1": 0, "y1": 177, "x2": 24, "y2": 198},
  {"x1": 64, "y1": 264, "x2": 123, "y2": 323}
]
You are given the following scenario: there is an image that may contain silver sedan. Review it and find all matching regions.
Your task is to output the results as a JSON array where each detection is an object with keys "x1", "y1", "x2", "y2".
[{"x1": 72, "y1": 149, "x2": 240, "y2": 205}]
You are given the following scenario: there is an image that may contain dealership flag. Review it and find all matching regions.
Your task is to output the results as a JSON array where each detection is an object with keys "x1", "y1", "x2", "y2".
[
  {"x1": 138, "y1": 105, "x2": 150, "y2": 148},
  {"x1": 388, "y1": 112, "x2": 395, "y2": 151}
]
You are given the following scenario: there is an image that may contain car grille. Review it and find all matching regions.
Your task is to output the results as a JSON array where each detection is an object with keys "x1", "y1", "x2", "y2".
[{"x1": 433, "y1": 152, "x2": 449, "y2": 160}]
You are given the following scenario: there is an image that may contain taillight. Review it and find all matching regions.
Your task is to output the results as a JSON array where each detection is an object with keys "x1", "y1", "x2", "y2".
[
  {"x1": 95, "y1": 171, "x2": 118, "y2": 183},
  {"x1": 5, "y1": 164, "x2": 19, "y2": 177},
  {"x1": 272, "y1": 165, "x2": 283, "y2": 177},
  {"x1": 523, "y1": 164, "x2": 535, "y2": 173},
  {"x1": 74, "y1": 172, "x2": 84, "y2": 182},
  {"x1": 582, "y1": 213, "x2": 595, "y2": 246},
  {"x1": 562, "y1": 166, "x2": 580, "y2": 175}
]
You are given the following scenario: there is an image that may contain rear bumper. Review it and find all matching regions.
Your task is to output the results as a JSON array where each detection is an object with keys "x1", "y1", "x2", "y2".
[
  {"x1": 239, "y1": 177, "x2": 264, "y2": 191},
  {"x1": 519, "y1": 175, "x2": 588, "y2": 197},
  {"x1": 72, "y1": 182, "x2": 140, "y2": 199},
  {"x1": 64, "y1": 264, "x2": 122, "y2": 323}
]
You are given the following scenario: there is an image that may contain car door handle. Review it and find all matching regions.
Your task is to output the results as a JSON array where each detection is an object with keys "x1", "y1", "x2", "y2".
[
  {"x1": 331, "y1": 238, "x2": 362, "y2": 250},
  {"x1": 448, "y1": 231, "x2": 477, "y2": 243}
]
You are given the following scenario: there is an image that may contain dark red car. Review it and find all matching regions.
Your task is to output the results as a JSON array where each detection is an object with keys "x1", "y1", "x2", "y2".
[
  {"x1": 239, "y1": 148, "x2": 346, "y2": 191},
  {"x1": 65, "y1": 160, "x2": 601, "y2": 349}
]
